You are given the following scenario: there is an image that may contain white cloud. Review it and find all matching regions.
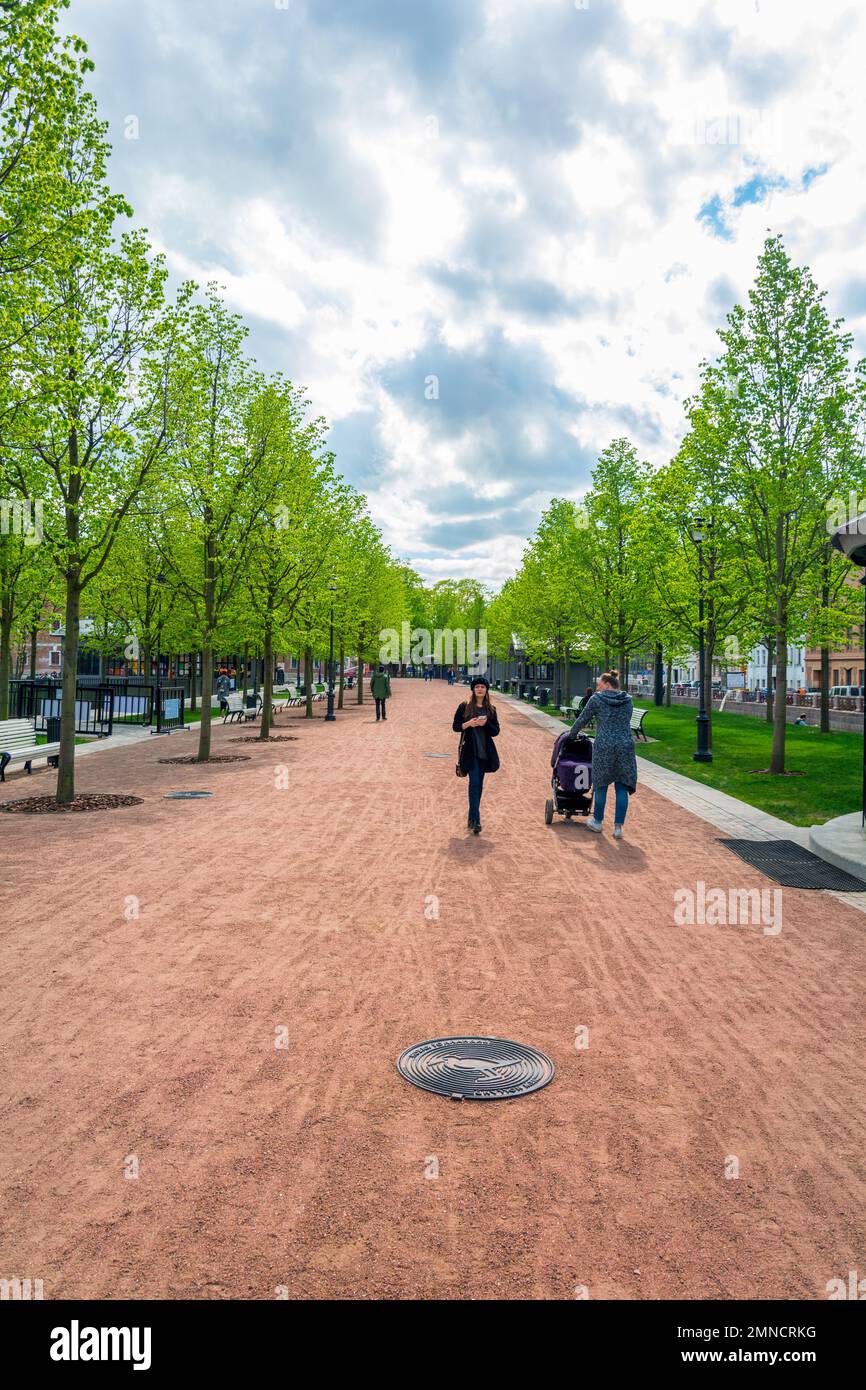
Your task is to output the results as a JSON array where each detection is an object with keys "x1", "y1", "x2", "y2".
[{"x1": 68, "y1": 0, "x2": 866, "y2": 581}]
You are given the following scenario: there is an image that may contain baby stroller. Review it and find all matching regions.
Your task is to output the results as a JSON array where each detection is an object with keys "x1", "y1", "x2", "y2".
[{"x1": 545, "y1": 729, "x2": 593, "y2": 825}]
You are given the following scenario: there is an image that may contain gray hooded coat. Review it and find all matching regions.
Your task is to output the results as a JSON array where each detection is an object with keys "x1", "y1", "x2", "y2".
[{"x1": 569, "y1": 690, "x2": 638, "y2": 793}]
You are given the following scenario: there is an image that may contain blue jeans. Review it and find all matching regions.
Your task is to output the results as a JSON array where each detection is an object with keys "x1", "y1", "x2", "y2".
[
  {"x1": 593, "y1": 781, "x2": 629, "y2": 825},
  {"x1": 468, "y1": 764, "x2": 485, "y2": 822}
]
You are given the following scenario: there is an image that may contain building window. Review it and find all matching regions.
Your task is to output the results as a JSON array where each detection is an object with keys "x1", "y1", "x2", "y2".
[{"x1": 50, "y1": 650, "x2": 60, "y2": 666}]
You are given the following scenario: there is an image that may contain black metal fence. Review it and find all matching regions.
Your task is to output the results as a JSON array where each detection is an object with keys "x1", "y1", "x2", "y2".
[
  {"x1": 101, "y1": 680, "x2": 154, "y2": 726},
  {"x1": 156, "y1": 686, "x2": 186, "y2": 733},
  {"x1": 9, "y1": 681, "x2": 114, "y2": 737}
]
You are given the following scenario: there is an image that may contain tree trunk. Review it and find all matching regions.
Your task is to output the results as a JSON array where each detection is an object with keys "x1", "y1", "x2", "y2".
[
  {"x1": 338, "y1": 639, "x2": 345, "y2": 709},
  {"x1": 0, "y1": 604, "x2": 13, "y2": 721},
  {"x1": 197, "y1": 530, "x2": 216, "y2": 761},
  {"x1": 260, "y1": 627, "x2": 274, "y2": 739},
  {"x1": 770, "y1": 622, "x2": 788, "y2": 773},
  {"x1": 357, "y1": 652, "x2": 364, "y2": 704},
  {"x1": 190, "y1": 653, "x2": 197, "y2": 714},
  {"x1": 665, "y1": 658, "x2": 672, "y2": 707},
  {"x1": 30, "y1": 625, "x2": 37, "y2": 680},
  {"x1": 199, "y1": 644, "x2": 213, "y2": 758},
  {"x1": 704, "y1": 639, "x2": 715, "y2": 748},
  {"x1": 818, "y1": 564, "x2": 831, "y2": 734},
  {"x1": 304, "y1": 646, "x2": 313, "y2": 718},
  {"x1": 0, "y1": 568, "x2": 14, "y2": 719},
  {"x1": 765, "y1": 639, "x2": 774, "y2": 723},
  {"x1": 56, "y1": 572, "x2": 80, "y2": 804}
]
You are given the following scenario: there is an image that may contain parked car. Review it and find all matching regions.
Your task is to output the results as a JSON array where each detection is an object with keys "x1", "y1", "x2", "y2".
[{"x1": 829, "y1": 685, "x2": 864, "y2": 698}]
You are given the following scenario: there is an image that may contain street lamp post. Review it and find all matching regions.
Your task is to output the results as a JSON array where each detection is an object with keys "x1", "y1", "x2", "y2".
[
  {"x1": 689, "y1": 520, "x2": 713, "y2": 763},
  {"x1": 325, "y1": 579, "x2": 337, "y2": 722}
]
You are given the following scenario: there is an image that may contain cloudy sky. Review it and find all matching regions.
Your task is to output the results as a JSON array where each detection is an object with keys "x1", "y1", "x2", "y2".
[{"x1": 63, "y1": 0, "x2": 866, "y2": 585}]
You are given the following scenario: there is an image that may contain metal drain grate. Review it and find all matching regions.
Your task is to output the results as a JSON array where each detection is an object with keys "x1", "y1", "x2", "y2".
[
  {"x1": 164, "y1": 791, "x2": 214, "y2": 800},
  {"x1": 397, "y1": 1036, "x2": 555, "y2": 1101},
  {"x1": 717, "y1": 839, "x2": 865, "y2": 891}
]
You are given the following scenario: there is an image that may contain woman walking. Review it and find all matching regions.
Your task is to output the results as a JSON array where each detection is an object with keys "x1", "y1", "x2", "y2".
[
  {"x1": 569, "y1": 670, "x2": 637, "y2": 839},
  {"x1": 453, "y1": 675, "x2": 500, "y2": 834}
]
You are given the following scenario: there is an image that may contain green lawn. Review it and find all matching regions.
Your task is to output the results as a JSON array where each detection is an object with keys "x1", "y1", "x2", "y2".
[{"x1": 534, "y1": 696, "x2": 862, "y2": 826}]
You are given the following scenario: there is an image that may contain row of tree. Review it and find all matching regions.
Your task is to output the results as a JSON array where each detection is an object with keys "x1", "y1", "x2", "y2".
[
  {"x1": 0, "y1": 1, "x2": 412, "y2": 799},
  {"x1": 486, "y1": 236, "x2": 866, "y2": 773},
  {"x1": 4, "y1": 5, "x2": 864, "y2": 794}
]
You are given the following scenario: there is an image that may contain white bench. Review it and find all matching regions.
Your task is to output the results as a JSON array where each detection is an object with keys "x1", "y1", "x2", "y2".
[
  {"x1": 0, "y1": 717, "x2": 61, "y2": 782},
  {"x1": 631, "y1": 707, "x2": 649, "y2": 741},
  {"x1": 221, "y1": 692, "x2": 252, "y2": 724}
]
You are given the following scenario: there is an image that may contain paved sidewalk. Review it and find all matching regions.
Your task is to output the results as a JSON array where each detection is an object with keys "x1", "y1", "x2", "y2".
[
  {"x1": 499, "y1": 693, "x2": 866, "y2": 914},
  {"x1": 2, "y1": 679, "x2": 864, "y2": 1299}
]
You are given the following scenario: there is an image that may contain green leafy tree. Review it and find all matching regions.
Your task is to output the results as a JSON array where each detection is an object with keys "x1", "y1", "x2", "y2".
[
  {"x1": 5, "y1": 82, "x2": 177, "y2": 800},
  {"x1": 718, "y1": 235, "x2": 863, "y2": 772},
  {"x1": 155, "y1": 291, "x2": 292, "y2": 760}
]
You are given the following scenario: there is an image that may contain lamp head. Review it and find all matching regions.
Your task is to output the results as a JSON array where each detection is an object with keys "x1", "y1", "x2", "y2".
[{"x1": 830, "y1": 514, "x2": 866, "y2": 568}]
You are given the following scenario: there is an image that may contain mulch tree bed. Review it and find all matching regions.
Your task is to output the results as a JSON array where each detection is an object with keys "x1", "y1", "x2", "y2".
[
  {"x1": 748, "y1": 769, "x2": 807, "y2": 776},
  {"x1": 228, "y1": 735, "x2": 298, "y2": 743},
  {"x1": 157, "y1": 755, "x2": 251, "y2": 765},
  {"x1": 0, "y1": 793, "x2": 143, "y2": 814}
]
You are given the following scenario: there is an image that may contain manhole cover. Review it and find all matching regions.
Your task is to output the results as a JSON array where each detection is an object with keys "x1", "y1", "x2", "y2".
[
  {"x1": 163, "y1": 791, "x2": 214, "y2": 800},
  {"x1": 397, "y1": 1036, "x2": 555, "y2": 1101}
]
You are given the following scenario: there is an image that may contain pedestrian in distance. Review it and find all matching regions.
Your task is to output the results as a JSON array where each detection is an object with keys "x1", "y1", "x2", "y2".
[
  {"x1": 568, "y1": 670, "x2": 637, "y2": 839},
  {"x1": 370, "y1": 664, "x2": 391, "y2": 721},
  {"x1": 216, "y1": 668, "x2": 231, "y2": 714},
  {"x1": 576, "y1": 685, "x2": 594, "y2": 713},
  {"x1": 453, "y1": 674, "x2": 500, "y2": 835}
]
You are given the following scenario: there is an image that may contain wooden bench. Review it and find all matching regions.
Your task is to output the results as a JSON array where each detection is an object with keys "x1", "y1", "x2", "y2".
[
  {"x1": 533, "y1": 689, "x2": 550, "y2": 706},
  {"x1": 0, "y1": 717, "x2": 61, "y2": 782},
  {"x1": 631, "y1": 707, "x2": 649, "y2": 741}
]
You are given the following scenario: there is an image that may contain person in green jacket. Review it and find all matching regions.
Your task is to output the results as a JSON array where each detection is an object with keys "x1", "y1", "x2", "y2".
[{"x1": 370, "y1": 665, "x2": 392, "y2": 721}]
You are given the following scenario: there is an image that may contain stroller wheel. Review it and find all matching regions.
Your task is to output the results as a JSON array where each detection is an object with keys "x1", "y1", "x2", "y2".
[{"x1": 544, "y1": 799, "x2": 554, "y2": 825}]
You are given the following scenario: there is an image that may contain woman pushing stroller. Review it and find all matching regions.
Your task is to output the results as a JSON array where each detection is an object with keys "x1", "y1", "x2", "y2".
[{"x1": 568, "y1": 670, "x2": 637, "y2": 839}]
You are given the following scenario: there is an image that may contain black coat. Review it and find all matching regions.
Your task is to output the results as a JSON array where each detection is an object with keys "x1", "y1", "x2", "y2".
[{"x1": 453, "y1": 702, "x2": 501, "y2": 773}]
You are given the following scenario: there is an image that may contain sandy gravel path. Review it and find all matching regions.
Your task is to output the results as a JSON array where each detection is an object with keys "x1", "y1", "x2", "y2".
[{"x1": 1, "y1": 680, "x2": 864, "y2": 1299}]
